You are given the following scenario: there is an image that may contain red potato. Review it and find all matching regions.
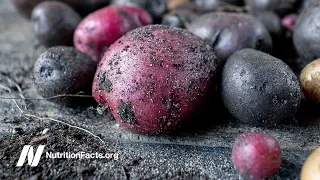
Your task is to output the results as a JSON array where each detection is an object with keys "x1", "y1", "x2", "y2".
[
  {"x1": 92, "y1": 25, "x2": 218, "y2": 135},
  {"x1": 232, "y1": 133, "x2": 282, "y2": 180},
  {"x1": 74, "y1": 6, "x2": 152, "y2": 63}
]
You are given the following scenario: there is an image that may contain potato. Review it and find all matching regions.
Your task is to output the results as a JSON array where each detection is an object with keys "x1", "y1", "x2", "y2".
[
  {"x1": 31, "y1": 1, "x2": 81, "y2": 47},
  {"x1": 111, "y1": 0, "x2": 167, "y2": 22},
  {"x1": 53, "y1": 0, "x2": 110, "y2": 16},
  {"x1": 224, "y1": 0, "x2": 244, "y2": 6},
  {"x1": 300, "y1": 59, "x2": 320, "y2": 104},
  {"x1": 167, "y1": 0, "x2": 197, "y2": 11},
  {"x1": 245, "y1": 0, "x2": 299, "y2": 17},
  {"x1": 11, "y1": 0, "x2": 45, "y2": 19},
  {"x1": 232, "y1": 133, "x2": 282, "y2": 179},
  {"x1": 92, "y1": 25, "x2": 218, "y2": 135},
  {"x1": 192, "y1": 0, "x2": 228, "y2": 12},
  {"x1": 74, "y1": 6, "x2": 152, "y2": 63},
  {"x1": 33, "y1": 46, "x2": 96, "y2": 106},
  {"x1": 293, "y1": 3, "x2": 320, "y2": 62},
  {"x1": 162, "y1": 9, "x2": 198, "y2": 28},
  {"x1": 187, "y1": 12, "x2": 272, "y2": 67},
  {"x1": 301, "y1": 147, "x2": 320, "y2": 180},
  {"x1": 222, "y1": 49, "x2": 301, "y2": 126},
  {"x1": 255, "y1": 11, "x2": 282, "y2": 36}
]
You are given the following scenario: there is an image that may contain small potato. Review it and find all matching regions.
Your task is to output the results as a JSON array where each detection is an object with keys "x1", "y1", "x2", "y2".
[
  {"x1": 293, "y1": 3, "x2": 320, "y2": 62},
  {"x1": 162, "y1": 9, "x2": 199, "y2": 28},
  {"x1": 31, "y1": 1, "x2": 81, "y2": 47},
  {"x1": 193, "y1": 0, "x2": 228, "y2": 12},
  {"x1": 11, "y1": 0, "x2": 45, "y2": 19},
  {"x1": 167, "y1": 0, "x2": 197, "y2": 11},
  {"x1": 245, "y1": 0, "x2": 300, "y2": 17},
  {"x1": 255, "y1": 11, "x2": 282, "y2": 36},
  {"x1": 33, "y1": 46, "x2": 96, "y2": 106},
  {"x1": 282, "y1": 14, "x2": 298, "y2": 32},
  {"x1": 187, "y1": 12, "x2": 272, "y2": 67},
  {"x1": 301, "y1": 147, "x2": 320, "y2": 180},
  {"x1": 92, "y1": 25, "x2": 218, "y2": 135},
  {"x1": 53, "y1": 0, "x2": 110, "y2": 16},
  {"x1": 111, "y1": 0, "x2": 167, "y2": 22},
  {"x1": 74, "y1": 6, "x2": 152, "y2": 63},
  {"x1": 232, "y1": 133, "x2": 282, "y2": 179},
  {"x1": 300, "y1": 59, "x2": 320, "y2": 104},
  {"x1": 222, "y1": 49, "x2": 301, "y2": 125}
]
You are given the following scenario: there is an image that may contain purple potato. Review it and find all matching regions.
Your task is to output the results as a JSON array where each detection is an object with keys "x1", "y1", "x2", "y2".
[
  {"x1": 187, "y1": 12, "x2": 272, "y2": 67},
  {"x1": 33, "y1": 46, "x2": 96, "y2": 106},
  {"x1": 11, "y1": 0, "x2": 45, "y2": 19},
  {"x1": 245, "y1": 0, "x2": 300, "y2": 17},
  {"x1": 293, "y1": 2, "x2": 320, "y2": 62},
  {"x1": 31, "y1": 1, "x2": 81, "y2": 47}
]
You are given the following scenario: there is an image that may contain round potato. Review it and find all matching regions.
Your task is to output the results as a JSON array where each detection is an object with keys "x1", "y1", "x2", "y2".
[
  {"x1": 33, "y1": 46, "x2": 96, "y2": 106},
  {"x1": 31, "y1": 1, "x2": 81, "y2": 47},
  {"x1": 187, "y1": 12, "x2": 272, "y2": 67},
  {"x1": 92, "y1": 25, "x2": 218, "y2": 135},
  {"x1": 293, "y1": 2, "x2": 320, "y2": 62},
  {"x1": 11, "y1": 0, "x2": 45, "y2": 19},
  {"x1": 301, "y1": 148, "x2": 320, "y2": 180},
  {"x1": 300, "y1": 59, "x2": 320, "y2": 104},
  {"x1": 222, "y1": 49, "x2": 301, "y2": 126}
]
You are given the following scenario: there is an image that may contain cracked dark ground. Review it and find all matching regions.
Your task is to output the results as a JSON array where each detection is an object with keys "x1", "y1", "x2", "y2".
[{"x1": 0, "y1": 0, "x2": 319, "y2": 179}]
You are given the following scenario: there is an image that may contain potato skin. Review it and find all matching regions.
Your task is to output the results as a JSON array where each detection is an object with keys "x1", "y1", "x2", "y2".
[
  {"x1": 31, "y1": 1, "x2": 81, "y2": 47},
  {"x1": 53, "y1": 0, "x2": 110, "y2": 16},
  {"x1": 300, "y1": 59, "x2": 320, "y2": 104},
  {"x1": 245, "y1": 0, "x2": 299, "y2": 17},
  {"x1": 301, "y1": 148, "x2": 320, "y2": 180},
  {"x1": 232, "y1": 133, "x2": 282, "y2": 179},
  {"x1": 111, "y1": 0, "x2": 167, "y2": 22},
  {"x1": 293, "y1": 3, "x2": 320, "y2": 62},
  {"x1": 222, "y1": 49, "x2": 301, "y2": 125},
  {"x1": 33, "y1": 46, "x2": 96, "y2": 106},
  {"x1": 74, "y1": 6, "x2": 152, "y2": 63},
  {"x1": 92, "y1": 25, "x2": 218, "y2": 135},
  {"x1": 187, "y1": 12, "x2": 272, "y2": 67},
  {"x1": 11, "y1": 0, "x2": 45, "y2": 19}
]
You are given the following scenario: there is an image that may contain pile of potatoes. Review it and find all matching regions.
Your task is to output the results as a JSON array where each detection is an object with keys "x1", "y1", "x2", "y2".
[{"x1": 11, "y1": 0, "x2": 320, "y2": 179}]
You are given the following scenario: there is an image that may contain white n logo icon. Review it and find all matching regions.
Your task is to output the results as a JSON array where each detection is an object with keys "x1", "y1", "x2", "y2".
[{"x1": 16, "y1": 145, "x2": 45, "y2": 167}]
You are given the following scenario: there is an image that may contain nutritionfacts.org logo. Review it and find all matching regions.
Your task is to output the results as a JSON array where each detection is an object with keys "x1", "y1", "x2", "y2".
[{"x1": 16, "y1": 145, "x2": 119, "y2": 167}]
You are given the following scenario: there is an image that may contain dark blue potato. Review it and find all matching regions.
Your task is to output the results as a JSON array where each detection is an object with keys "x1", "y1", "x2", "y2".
[
  {"x1": 187, "y1": 12, "x2": 272, "y2": 67},
  {"x1": 162, "y1": 9, "x2": 199, "y2": 28},
  {"x1": 293, "y1": 3, "x2": 320, "y2": 62},
  {"x1": 33, "y1": 46, "x2": 96, "y2": 106},
  {"x1": 53, "y1": 0, "x2": 110, "y2": 16},
  {"x1": 223, "y1": 0, "x2": 244, "y2": 6},
  {"x1": 111, "y1": 0, "x2": 167, "y2": 22},
  {"x1": 245, "y1": 0, "x2": 300, "y2": 17},
  {"x1": 222, "y1": 49, "x2": 301, "y2": 126},
  {"x1": 255, "y1": 11, "x2": 282, "y2": 37},
  {"x1": 11, "y1": 0, "x2": 45, "y2": 19},
  {"x1": 192, "y1": 0, "x2": 228, "y2": 12},
  {"x1": 31, "y1": 1, "x2": 81, "y2": 47}
]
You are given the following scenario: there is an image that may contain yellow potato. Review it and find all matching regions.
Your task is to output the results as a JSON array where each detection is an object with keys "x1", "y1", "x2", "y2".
[
  {"x1": 300, "y1": 59, "x2": 320, "y2": 104},
  {"x1": 301, "y1": 147, "x2": 320, "y2": 180}
]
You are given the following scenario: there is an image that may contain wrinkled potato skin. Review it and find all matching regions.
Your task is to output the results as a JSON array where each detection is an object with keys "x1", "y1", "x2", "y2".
[
  {"x1": 301, "y1": 148, "x2": 320, "y2": 180},
  {"x1": 300, "y1": 59, "x2": 320, "y2": 104},
  {"x1": 92, "y1": 25, "x2": 218, "y2": 135},
  {"x1": 187, "y1": 12, "x2": 272, "y2": 67}
]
